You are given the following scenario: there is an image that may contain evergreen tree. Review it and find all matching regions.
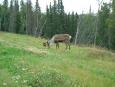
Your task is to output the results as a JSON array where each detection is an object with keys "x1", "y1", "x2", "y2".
[
  {"x1": 26, "y1": 0, "x2": 33, "y2": 35},
  {"x1": 20, "y1": 0, "x2": 26, "y2": 34},
  {"x1": 45, "y1": 5, "x2": 51, "y2": 37},
  {"x1": 34, "y1": 0, "x2": 41, "y2": 37},
  {"x1": 2, "y1": 0, "x2": 9, "y2": 31},
  {"x1": 14, "y1": 0, "x2": 21, "y2": 33},
  {"x1": 71, "y1": 12, "x2": 78, "y2": 41},
  {"x1": 97, "y1": 3, "x2": 110, "y2": 47},
  {"x1": 0, "y1": 4, "x2": 2, "y2": 31},
  {"x1": 57, "y1": 0, "x2": 65, "y2": 33},
  {"x1": 107, "y1": 0, "x2": 115, "y2": 49},
  {"x1": 9, "y1": 0, "x2": 14, "y2": 32},
  {"x1": 52, "y1": 0, "x2": 58, "y2": 35},
  {"x1": 111, "y1": 0, "x2": 115, "y2": 49},
  {"x1": 9, "y1": 0, "x2": 20, "y2": 33},
  {"x1": 48, "y1": 2, "x2": 53, "y2": 37}
]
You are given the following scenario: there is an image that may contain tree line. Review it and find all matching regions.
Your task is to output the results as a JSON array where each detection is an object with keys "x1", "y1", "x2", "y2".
[
  {"x1": 0, "y1": 0, "x2": 115, "y2": 50},
  {"x1": 0, "y1": 0, "x2": 78, "y2": 38}
]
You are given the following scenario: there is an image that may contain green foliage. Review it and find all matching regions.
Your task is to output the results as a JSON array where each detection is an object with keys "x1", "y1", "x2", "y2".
[
  {"x1": 15, "y1": 0, "x2": 21, "y2": 33},
  {"x1": 20, "y1": 0, "x2": 26, "y2": 34},
  {"x1": 26, "y1": 0, "x2": 33, "y2": 35},
  {"x1": 34, "y1": 0, "x2": 41, "y2": 37},
  {"x1": 106, "y1": 0, "x2": 115, "y2": 49},
  {"x1": 1, "y1": 0, "x2": 9, "y2": 31},
  {"x1": 27, "y1": 69, "x2": 80, "y2": 87},
  {"x1": 97, "y1": 3, "x2": 110, "y2": 47}
]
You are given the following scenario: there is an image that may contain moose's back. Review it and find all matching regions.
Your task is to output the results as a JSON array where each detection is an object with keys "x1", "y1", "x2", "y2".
[{"x1": 52, "y1": 34, "x2": 70, "y2": 42}]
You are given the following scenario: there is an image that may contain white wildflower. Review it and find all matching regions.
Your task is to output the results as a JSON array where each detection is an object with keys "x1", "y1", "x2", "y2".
[
  {"x1": 15, "y1": 80, "x2": 18, "y2": 83},
  {"x1": 22, "y1": 68, "x2": 27, "y2": 71},
  {"x1": 23, "y1": 80, "x2": 27, "y2": 83},
  {"x1": 12, "y1": 75, "x2": 21, "y2": 80},
  {"x1": 16, "y1": 75, "x2": 21, "y2": 80}
]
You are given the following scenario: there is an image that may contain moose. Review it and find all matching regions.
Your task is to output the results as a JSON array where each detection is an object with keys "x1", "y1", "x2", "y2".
[{"x1": 43, "y1": 34, "x2": 72, "y2": 50}]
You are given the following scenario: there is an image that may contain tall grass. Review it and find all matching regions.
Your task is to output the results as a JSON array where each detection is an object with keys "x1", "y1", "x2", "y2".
[{"x1": 0, "y1": 32, "x2": 115, "y2": 87}]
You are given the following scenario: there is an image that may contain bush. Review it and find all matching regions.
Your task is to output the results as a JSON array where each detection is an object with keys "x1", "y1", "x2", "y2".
[{"x1": 27, "y1": 69, "x2": 81, "y2": 87}]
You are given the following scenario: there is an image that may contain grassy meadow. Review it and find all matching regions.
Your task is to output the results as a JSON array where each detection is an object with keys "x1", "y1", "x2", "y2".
[{"x1": 0, "y1": 32, "x2": 115, "y2": 87}]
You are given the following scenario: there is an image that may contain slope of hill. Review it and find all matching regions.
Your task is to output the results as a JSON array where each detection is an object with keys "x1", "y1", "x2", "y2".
[{"x1": 0, "y1": 32, "x2": 115, "y2": 87}]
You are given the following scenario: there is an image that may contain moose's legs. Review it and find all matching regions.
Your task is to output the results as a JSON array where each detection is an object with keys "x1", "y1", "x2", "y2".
[
  {"x1": 65, "y1": 40, "x2": 71, "y2": 50},
  {"x1": 68, "y1": 40, "x2": 71, "y2": 50},
  {"x1": 54, "y1": 40, "x2": 71, "y2": 50},
  {"x1": 56, "y1": 42, "x2": 59, "y2": 49}
]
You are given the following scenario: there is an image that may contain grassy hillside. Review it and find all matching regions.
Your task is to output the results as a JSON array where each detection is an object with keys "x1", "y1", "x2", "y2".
[{"x1": 0, "y1": 32, "x2": 115, "y2": 87}]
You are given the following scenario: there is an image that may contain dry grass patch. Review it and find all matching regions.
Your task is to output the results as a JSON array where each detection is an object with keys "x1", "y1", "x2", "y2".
[{"x1": 25, "y1": 46, "x2": 48, "y2": 55}]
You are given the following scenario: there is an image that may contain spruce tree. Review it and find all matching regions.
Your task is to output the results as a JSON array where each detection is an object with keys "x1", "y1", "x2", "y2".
[
  {"x1": 98, "y1": 3, "x2": 110, "y2": 47},
  {"x1": 57, "y1": 0, "x2": 65, "y2": 33},
  {"x1": 14, "y1": 0, "x2": 20, "y2": 33},
  {"x1": 9, "y1": 0, "x2": 14, "y2": 32},
  {"x1": 0, "y1": 5, "x2": 2, "y2": 31},
  {"x1": 107, "y1": 0, "x2": 115, "y2": 49},
  {"x1": 26, "y1": 0, "x2": 33, "y2": 35},
  {"x1": 2, "y1": 0, "x2": 9, "y2": 31},
  {"x1": 45, "y1": 5, "x2": 51, "y2": 37},
  {"x1": 20, "y1": 0, "x2": 26, "y2": 34},
  {"x1": 34, "y1": 0, "x2": 41, "y2": 37}
]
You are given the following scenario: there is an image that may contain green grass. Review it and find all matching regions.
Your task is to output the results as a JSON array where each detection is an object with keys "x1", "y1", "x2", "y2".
[{"x1": 0, "y1": 32, "x2": 115, "y2": 87}]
